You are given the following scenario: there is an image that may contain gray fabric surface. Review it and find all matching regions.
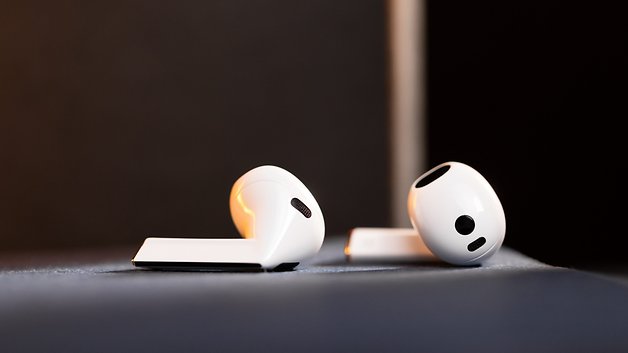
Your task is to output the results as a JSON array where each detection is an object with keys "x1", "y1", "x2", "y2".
[{"x1": 2, "y1": 236, "x2": 628, "y2": 353}]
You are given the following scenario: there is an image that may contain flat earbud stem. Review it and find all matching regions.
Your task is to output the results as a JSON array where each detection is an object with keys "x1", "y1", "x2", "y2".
[
  {"x1": 132, "y1": 238, "x2": 267, "y2": 271},
  {"x1": 345, "y1": 227, "x2": 436, "y2": 262}
]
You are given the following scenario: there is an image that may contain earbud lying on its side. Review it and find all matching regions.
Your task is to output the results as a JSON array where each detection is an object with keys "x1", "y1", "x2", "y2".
[
  {"x1": 132, "y1": 165, "x2": 326, "y2": 271},
  {"x1": 346, "y1": 161, "x2": 506, "y2": 266}
]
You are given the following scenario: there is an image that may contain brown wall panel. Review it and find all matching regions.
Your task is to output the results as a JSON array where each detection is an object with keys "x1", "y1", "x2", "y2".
[{"x1": 0, "y1": 1, "x2": 389, "y2": 251}]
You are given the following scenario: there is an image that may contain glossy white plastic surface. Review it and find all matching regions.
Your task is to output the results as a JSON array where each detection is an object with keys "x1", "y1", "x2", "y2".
[
  {"x1": 132, "y1": 165, "x2": 325, "y2": 270},
  {"x1": 345, "y1": 227, "x2": 436, "y2": 262},
  {"x1": 408, "y1": 161, "x2": 506, "y2": 265}
]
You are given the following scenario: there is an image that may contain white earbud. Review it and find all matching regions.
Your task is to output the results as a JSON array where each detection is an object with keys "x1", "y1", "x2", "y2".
[
  {"x1": 132, "y1": 165, "x2": 325, "y2": 271},
  {"x1": 346, "y1": 161, "x2": 506, "y2": 266},
  {"x1": 408, "y1": 161, "x2": 506, "y2": 265}
]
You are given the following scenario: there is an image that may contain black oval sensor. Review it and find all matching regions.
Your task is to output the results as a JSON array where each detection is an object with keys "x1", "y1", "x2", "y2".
[
  {"x1": 415, "y1": 165, "x2": 451, "y2": 188},
  {"x1": 467, "y1": 237, "x2": 486, "y2": 252},
  {"x1": 290, "y1": 198, "x2": 312, "y2": 218}
]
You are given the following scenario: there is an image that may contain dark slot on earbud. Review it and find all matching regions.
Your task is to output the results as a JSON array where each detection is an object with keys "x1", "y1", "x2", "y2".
[
  {"x1": 291, "y1": 198, "x2": 312, "y2": 218},
  {"x1": 467, "y1": 237, "x2": 486, "y2": 252},
  {"x1": 415, "y1": 165, "x2": 450, "y2": 188}
]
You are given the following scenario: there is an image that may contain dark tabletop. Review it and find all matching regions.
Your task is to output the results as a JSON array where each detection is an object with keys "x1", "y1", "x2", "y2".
[{"x1": 2, "y1": 235, "x2": 628, "y2": 353}]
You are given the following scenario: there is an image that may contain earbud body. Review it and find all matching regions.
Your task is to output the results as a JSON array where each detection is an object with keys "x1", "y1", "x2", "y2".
[
  {"x1": 132, "y1": 165, "x2": 325, "y2": 271},
  {"x1": 229, "y1": 165, "x2": 325, "y2": 268},
  {"x1": 408, "y1": 161, "x2": 505, "y2": 265},
  {"x1": 346, "y1": 161, "x2": 505, "y2": 266}
]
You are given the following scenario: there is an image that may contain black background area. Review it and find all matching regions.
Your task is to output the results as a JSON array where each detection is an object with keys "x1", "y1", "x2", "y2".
[{"x1": 427, "y1": 0, "x2": 627, "y2": 266}]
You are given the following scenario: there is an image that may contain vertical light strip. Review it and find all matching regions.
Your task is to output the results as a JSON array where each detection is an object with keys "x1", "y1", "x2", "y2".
[{"x1": 389, "y1": 0, "x2": 426, "y2": 227}]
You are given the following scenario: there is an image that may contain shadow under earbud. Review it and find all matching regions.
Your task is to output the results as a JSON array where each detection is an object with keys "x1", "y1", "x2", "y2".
[{"x1": 106, "y1": 261, "x2": 302, "y2": 274}]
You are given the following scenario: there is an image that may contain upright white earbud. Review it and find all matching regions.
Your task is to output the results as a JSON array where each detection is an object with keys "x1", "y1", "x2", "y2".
[
  {"x1": 346, "y1": 161, "x2": 506, "y2": 266},
  {"x1": 132, "y1": 165, "x2": 325, "y2": 271}
]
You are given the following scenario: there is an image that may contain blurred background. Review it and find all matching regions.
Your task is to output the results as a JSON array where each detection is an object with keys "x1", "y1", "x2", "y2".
[{"x1": 1, "y1": 0, "x2": 625, "y2": 267}]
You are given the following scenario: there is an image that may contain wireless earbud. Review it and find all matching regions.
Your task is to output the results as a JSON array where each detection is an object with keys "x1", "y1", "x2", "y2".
[
  {"x1": 408, "y1": 161, "x2": 506, "y2": 265},
  {"x1": 132, "y1": 165, "x2": 325, "y2": 271},
  {"x1": 346, "y1": 161, "x2": 506, "y2": 266}
]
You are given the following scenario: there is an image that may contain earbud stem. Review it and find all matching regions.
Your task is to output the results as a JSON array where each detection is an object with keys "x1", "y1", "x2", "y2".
[
  {"x1": 345, "y1": 227, "x2": 436, "y2": 262},
  {"x1": 132, "y1": 237, "x2": 262, "y2": 269}
]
